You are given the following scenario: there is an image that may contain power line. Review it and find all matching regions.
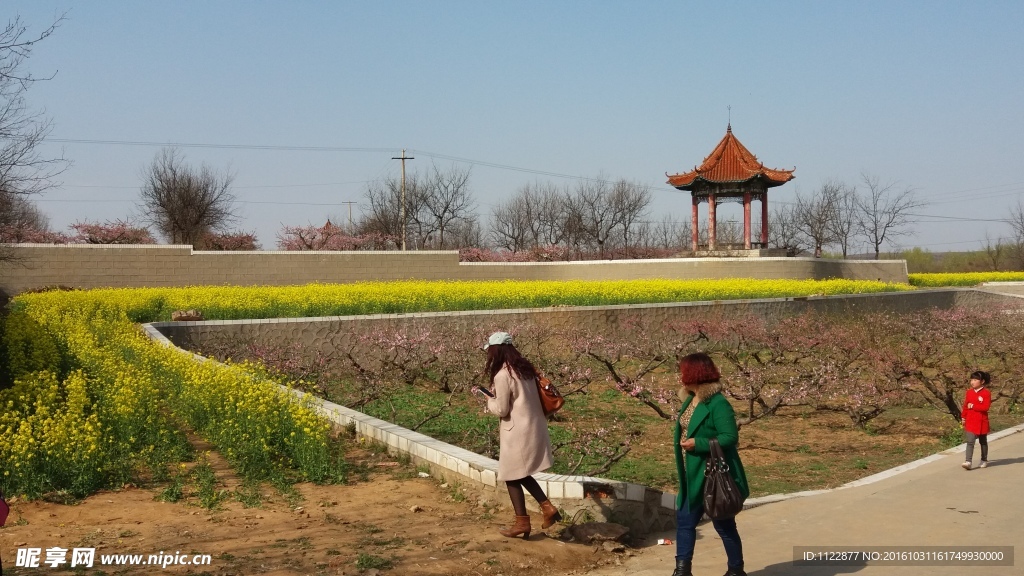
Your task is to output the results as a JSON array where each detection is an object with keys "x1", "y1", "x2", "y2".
[
  {"x1": 43, "y1": 137, "x2": 395, "y2": 154},
  {"x1": 35, "y1": 198, "x2": 357, "y2": 207},
  {"x1": 410, "y1": 148, "x2": 653, "y2": 186},
  {"x1": 54, "y1": 180, "x2": 374, "y2": 190},
  {"x1": 43, "y1": 136, "x2": 1024, "y2": 202},
  {"x1": 905, "y1": 212, "x2": 1008, "y2": 223},
  {"x1": 42, "y1": 136, "x2": 671, "y2": 189},
  {"x1": 927, "y1": 187, "x2": 1024, "y2": 205},
  {"x1": 918, "y1": 181, "x2": 1024, "y2": 200}
]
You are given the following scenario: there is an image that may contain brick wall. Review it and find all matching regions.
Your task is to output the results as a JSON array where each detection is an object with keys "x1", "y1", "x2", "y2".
[{"x1": 0, "y1": 244, "x2": 909, "y2": 295}]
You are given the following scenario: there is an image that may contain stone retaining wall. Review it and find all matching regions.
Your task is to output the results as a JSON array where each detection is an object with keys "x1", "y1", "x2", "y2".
[
  {"x1": 0, "y1": 244, "x2": 908, "y2": 295},
  {"x1": 155, "y1": 289, "x2": 1008, "y2": 355}
]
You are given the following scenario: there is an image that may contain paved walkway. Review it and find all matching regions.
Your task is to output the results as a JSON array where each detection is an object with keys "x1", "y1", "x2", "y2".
[{"x1": 588, "y1": 424, "x2": 1024, "y2": 576}]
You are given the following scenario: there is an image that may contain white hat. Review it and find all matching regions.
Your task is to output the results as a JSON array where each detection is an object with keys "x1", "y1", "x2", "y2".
[{"x1": 483, "y1": 331, "x2": 513, "y2": 350}]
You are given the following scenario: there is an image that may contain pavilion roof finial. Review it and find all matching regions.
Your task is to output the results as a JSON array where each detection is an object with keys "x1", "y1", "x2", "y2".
[{"x1": 727, "y1": 105, "x2": 732, "y2": 132}]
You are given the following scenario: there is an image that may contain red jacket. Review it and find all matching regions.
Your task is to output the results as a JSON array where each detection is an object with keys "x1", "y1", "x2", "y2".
[{"x1": 961, "y1": 387, "x2": 991, "y2": 435}]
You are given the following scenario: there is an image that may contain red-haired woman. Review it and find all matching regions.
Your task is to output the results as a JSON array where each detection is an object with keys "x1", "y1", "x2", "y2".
[
  {"x1": 672, "y1": 352, "x2": 749, "y2": 576},
  {"x1": 473, "y1": 332, "x2": 561, "y2": 539}
]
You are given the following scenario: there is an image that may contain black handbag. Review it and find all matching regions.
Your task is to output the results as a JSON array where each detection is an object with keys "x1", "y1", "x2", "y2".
[{"x1": 703, "y1": 438, "x2": 744, "y2": 520}]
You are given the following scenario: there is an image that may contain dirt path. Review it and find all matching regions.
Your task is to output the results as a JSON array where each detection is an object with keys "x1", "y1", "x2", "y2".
[{"x1": 0, "y1": 449, "x2": 625, "y2": 576}]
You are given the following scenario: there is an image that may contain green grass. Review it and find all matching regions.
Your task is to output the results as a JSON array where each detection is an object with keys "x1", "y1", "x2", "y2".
[
  {"x1": 234, "y1": 481, "x2": 263, "y2": 508},
  {"x1": 356, "y1": 553, "x2": 395, "y2": 571},
  {"x1": 606, "y1": 454, "x2": 676, "y2": 490},
  {"x1": 155, "y1": 473, "x2": 185, "y2": 503},
  {"x1": 192, "y1": 458, "x2": 228, "y2": 510}
]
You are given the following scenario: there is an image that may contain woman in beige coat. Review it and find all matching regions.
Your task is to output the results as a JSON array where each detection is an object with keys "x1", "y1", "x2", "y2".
[{"x1": 474, "y1": 331, "x2": 560, "y2": 539}]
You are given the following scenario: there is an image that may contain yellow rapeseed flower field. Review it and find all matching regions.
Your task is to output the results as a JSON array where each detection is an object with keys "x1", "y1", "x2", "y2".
[
  {"x1": 27, "y1": 278, "x2": 911, "y2": 322},
  {"x1": 909, "y1": 272, "x2": 1024, "y2": 287}
]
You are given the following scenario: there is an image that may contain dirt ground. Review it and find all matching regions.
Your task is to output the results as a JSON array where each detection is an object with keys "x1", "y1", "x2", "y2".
[
  {"x1": 5, "y1": 408, "x2": 1018, "y2": 576},
  {"x1": 0, "y1": 447, "x2": 628, "y2": 576}
]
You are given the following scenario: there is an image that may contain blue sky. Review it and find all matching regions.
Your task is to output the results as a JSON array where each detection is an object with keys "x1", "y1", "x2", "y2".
[{"x1": 10, "y1": 1, "x2": 1024, "y2": 251}]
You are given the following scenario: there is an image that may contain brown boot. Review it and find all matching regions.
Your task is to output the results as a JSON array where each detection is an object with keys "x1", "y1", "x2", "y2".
[
  {"x1": 539, "y1": 500, "x2": 562, "y2": 529},
  {"x1": 499, "y1": 515, "x2": 531, "y2": 539}
]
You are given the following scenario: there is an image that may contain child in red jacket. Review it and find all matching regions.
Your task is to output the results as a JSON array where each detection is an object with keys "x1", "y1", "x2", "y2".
[{"x1": 961, "y1": 370, "x2": 992, "y2": 470}]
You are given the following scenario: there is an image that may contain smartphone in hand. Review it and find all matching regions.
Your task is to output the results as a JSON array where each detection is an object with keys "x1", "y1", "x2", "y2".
[{"x1": 475, "y1": 386, "x2": 495, "y2": 398}]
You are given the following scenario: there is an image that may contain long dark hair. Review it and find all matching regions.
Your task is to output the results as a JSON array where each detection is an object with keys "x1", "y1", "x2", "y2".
[{"x1": 485, "y1": 343, "x2": 538, "y2": 383}]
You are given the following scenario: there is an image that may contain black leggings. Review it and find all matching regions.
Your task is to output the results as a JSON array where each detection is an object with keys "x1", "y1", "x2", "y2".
[{"x1": 505, "y1": 475, "x2": 548, "y2": 516}]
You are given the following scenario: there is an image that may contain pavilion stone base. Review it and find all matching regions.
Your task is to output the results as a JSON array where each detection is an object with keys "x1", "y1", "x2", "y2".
[{"x1": 687, "y1": 248, "x2": 789, "y2": 258}]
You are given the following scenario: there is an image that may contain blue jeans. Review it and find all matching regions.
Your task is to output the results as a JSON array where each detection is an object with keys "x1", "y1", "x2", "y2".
[{"x1": 676, "y1": 499, "x2": 743, "y2": 569}]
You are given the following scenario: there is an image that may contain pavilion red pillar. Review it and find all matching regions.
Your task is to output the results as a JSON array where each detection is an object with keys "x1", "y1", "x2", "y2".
[
  {"x1": 691, "y1": 194, "x2": 699, "y2": 251},
  {"x1": 760, "y1": 192, "x2": 769, "y2": 246},
  {"x1": 708, "y1": 192, "x2": 717, "y2": 251},
  {"x1": 743, "y1": 192, "x2": 752, "y2": 250}
]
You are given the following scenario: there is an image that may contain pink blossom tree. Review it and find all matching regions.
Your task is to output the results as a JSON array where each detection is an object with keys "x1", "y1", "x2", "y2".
[
  {"x1": 0, "y1": 224, "x2": 69, "y2": 243},
  {"x1": 872, "y1": 307, "x2": 1024, "y2": 422},
  {"x1": 69, "y1": 219, "x2": 156, "y2": 244},
  {"x1": 201, "y1": 230, "x2": 260, "y2": 250},
  {"x1": 568, "y1": 314, "x2": 693, "y2": 420},
  {"x1": 277, "y1": 220, "x2": 396, "y2": 251}
]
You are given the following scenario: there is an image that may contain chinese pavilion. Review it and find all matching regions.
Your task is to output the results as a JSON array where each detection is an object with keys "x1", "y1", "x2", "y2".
[{"x1": 666, "y1": 125, "x2": 794, "y2": 251}]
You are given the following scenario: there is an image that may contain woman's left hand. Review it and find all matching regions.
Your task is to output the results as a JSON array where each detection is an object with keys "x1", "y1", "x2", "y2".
[{"x1": 680, "y1": 438, "x2": 696, "y2": 452}]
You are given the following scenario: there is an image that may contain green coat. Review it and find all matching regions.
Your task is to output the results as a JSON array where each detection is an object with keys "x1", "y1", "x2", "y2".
[{"x1": 673, "y1": 391, "x2": 750, "y2": 511}]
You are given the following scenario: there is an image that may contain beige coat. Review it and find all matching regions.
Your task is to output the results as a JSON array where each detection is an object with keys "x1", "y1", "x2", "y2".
[{"x1": 486, "y1": 365, "x2": 554, "y2": 481}]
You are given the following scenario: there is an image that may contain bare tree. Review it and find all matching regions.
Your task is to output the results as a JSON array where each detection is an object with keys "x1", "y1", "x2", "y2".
[
  {"x1": 568, "y1": 178, "x2": 621, "y2": 258},
  {"x1": 532, "y1": 181, "x2": 570, "y2": 247},
  {"x1": 360, "y1": 179, "x2": 403, "y2": 241},
  {"x1": 137, "y1": 148, "x2": 237, "y2": 246},
  {"x1": 490, "y1": 191, "x2": 532, "y2": 252},
  {"x1": 1006, "y1": 200, "x2": 1024, "y2": 271},
  {"x1": 856, "y1": 173, "x2": 925, "y2": 260},
  {"x1": 424, "y1": 164, "x2": 475, "y2": 249},
  {"x1": 0, "y1": 13, "x2": 69, "y2": 202},
  {"x1": 0, "y1": 189, "x2": 50, "y2": 241},
  {"x1": 610, "y1": 179, "x2": 652, "y2": 256},
  {"x1": 794, "y1": 184, "x2": 839, "y2": 258},
  {"x1": 769, "y1": 203, "x2": 806, "y2": 255},
  {"x1": 360, "y1": 172, "x2": 428, "y2": 247},
  {"x1": 400, "y1": 174, "x2": 434, "y2": 249},
  {"x1": 362, "y1": 167, "x2": 477, "y2": 250},
  {"x1": 447, "y1": 217, "x2": 484, "y2": 249},
  {"x1": 717, "y1": 219, "x2": 743, "y2": 248},
  {"x1": 826, "y1": 180, "x2": 858, "y2": 258},
  {"x1": 0, "y1": 12, "x2": 69, "y2": 267},
  {"x1": 648, "y1": 215, "x2": 691, "y2": 251},
  {"x1": 490, "y1": 181, "x2": 577, "y2": 253},
  {"x1": 983, "y1": 232, "x2": 1006, "y2": 272},
  {"x1": 0, "y1": 189, "x2": 47, "y2": 229}
]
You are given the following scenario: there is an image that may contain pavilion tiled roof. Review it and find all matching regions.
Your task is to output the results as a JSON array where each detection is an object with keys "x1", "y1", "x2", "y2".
[{"x1": 666, "y1": 125, "x2": 795, "y2": 190}]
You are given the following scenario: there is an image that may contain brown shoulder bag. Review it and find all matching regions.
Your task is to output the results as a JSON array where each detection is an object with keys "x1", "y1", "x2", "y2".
[{"x1": 536, "y1": 374, "x2": 564, "y2": 417}]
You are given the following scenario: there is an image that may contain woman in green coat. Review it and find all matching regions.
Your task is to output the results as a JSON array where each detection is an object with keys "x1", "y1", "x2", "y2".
[{"x1": 671, "y1": 353, "x2": 749, "y2": 576}]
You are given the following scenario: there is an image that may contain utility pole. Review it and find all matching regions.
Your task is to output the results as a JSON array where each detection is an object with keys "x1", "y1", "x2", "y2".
[
  {"x1": 339, "y1": 201, "x2": 357, "y2": 229},
  {"x1": 392, "y1": 149, "x2": 414, "y2": 250}
]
